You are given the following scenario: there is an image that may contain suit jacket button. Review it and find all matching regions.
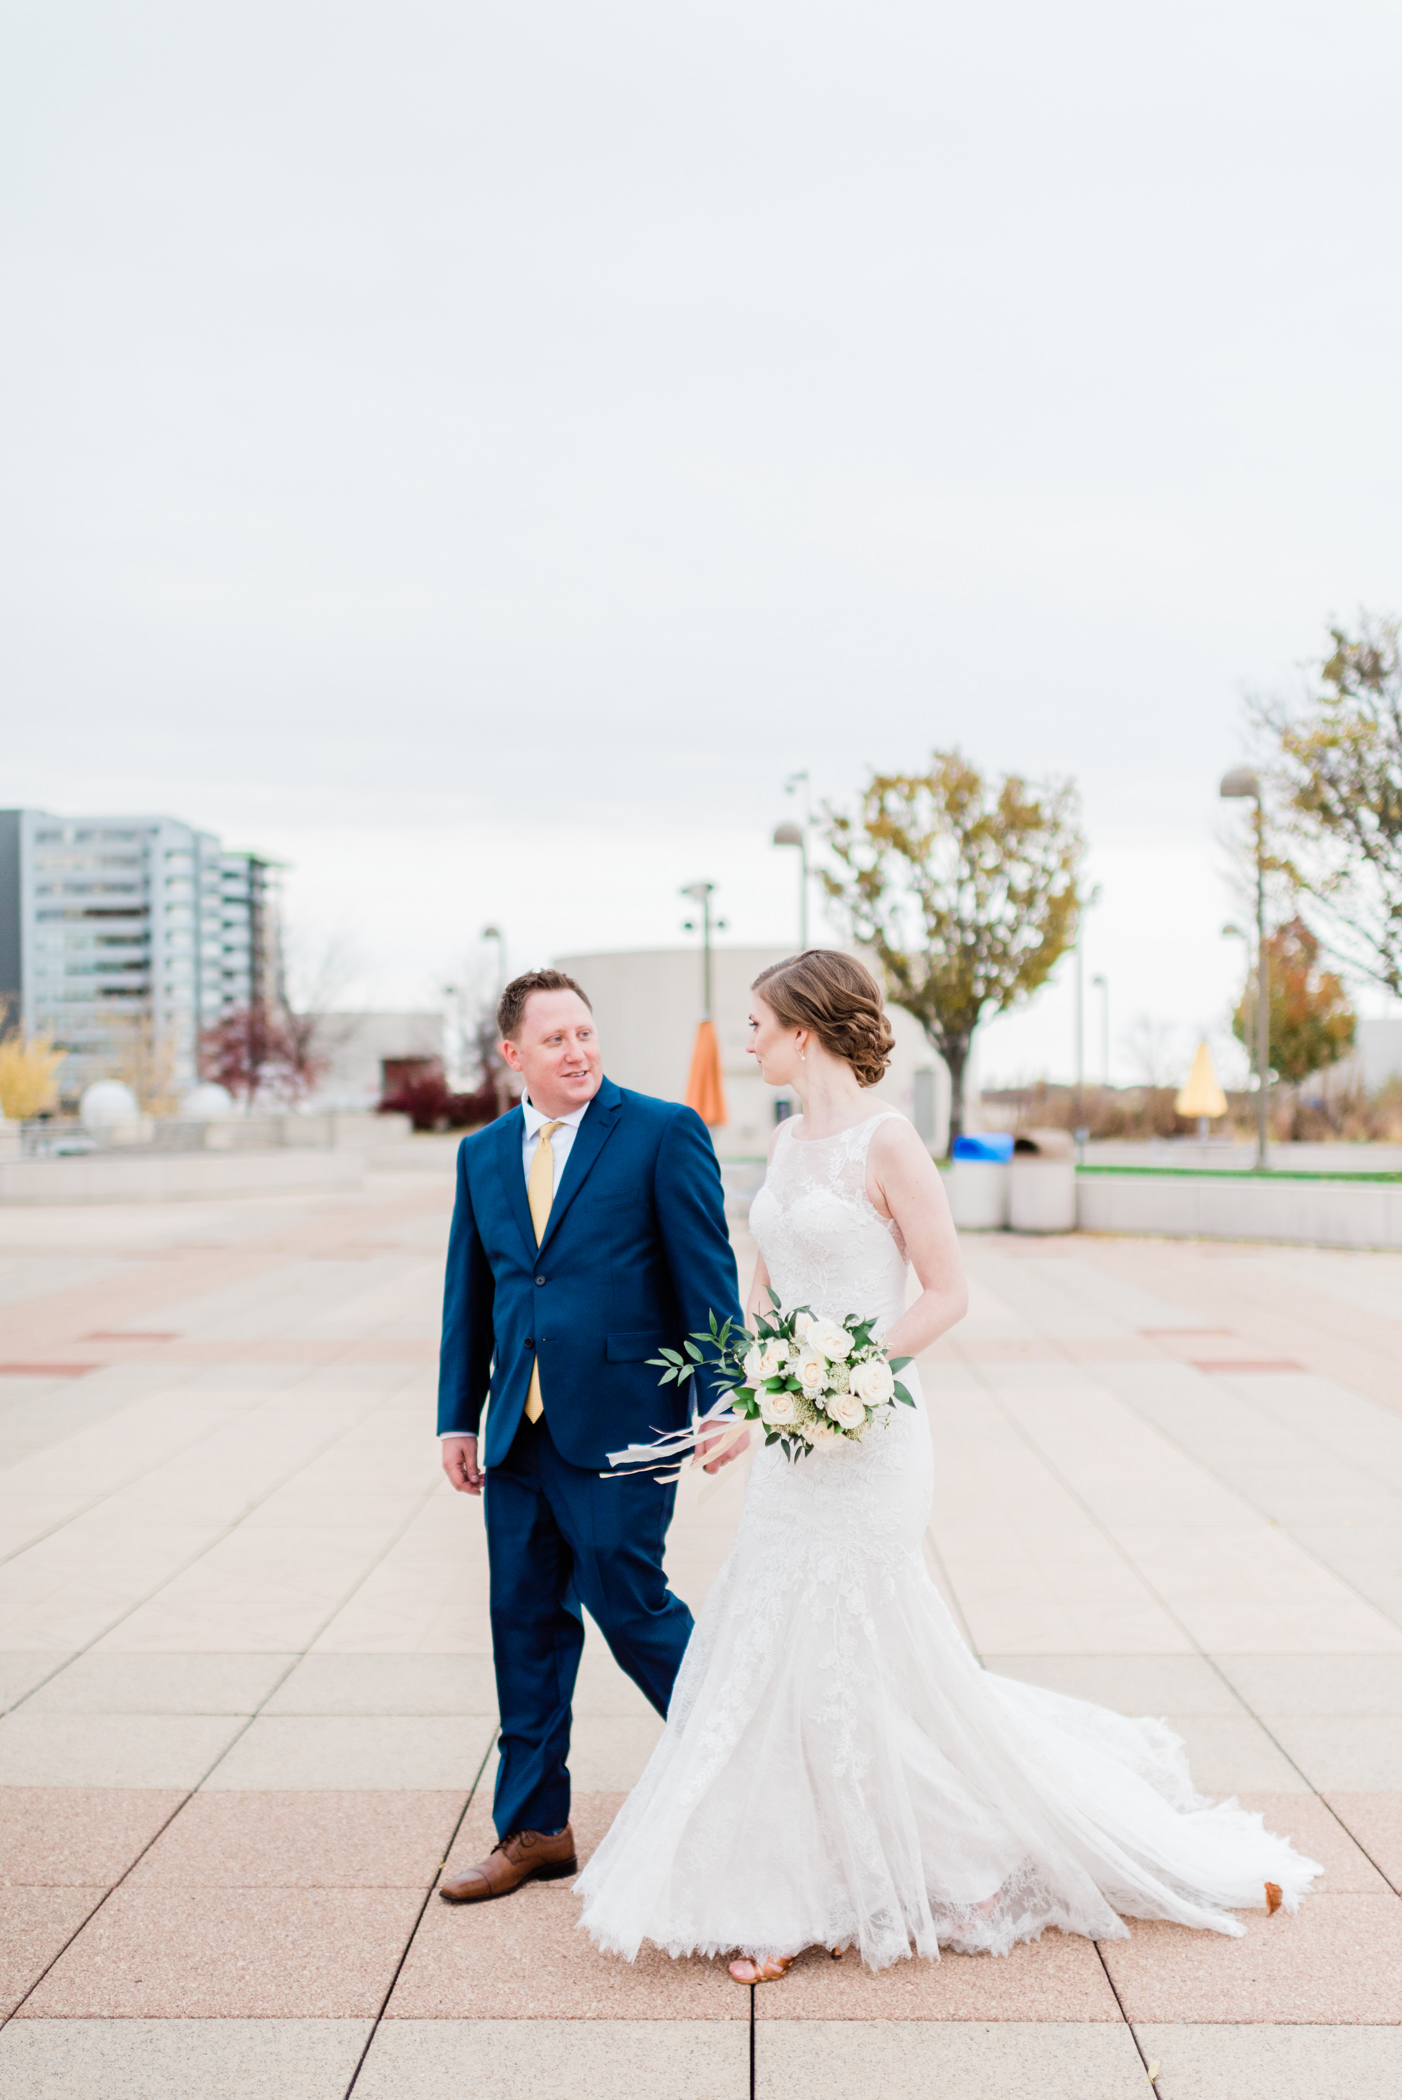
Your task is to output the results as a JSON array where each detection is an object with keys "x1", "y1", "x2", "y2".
[
  {"x1": 525, "y1": 1338, "x2": 534, "y2": 1350},
  {"x1": 535, "y1": 1275, "x2": 545, "y2": 1286}
]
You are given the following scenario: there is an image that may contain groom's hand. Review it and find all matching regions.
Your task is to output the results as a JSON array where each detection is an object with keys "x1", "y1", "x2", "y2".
[
  {"x1": 442, "y1": 1435, "x2": 484, "y2": 1495},
  {"x1": 698, "y1": 1422, "x2": 751, "y2": 1473}
]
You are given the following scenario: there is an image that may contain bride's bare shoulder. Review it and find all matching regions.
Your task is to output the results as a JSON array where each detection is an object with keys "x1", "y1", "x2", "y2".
[{"x1": 867, "y1": 1111, "x2": 940, "y2": 1182}]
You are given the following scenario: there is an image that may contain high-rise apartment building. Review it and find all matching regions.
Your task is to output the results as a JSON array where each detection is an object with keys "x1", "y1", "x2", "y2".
[{"x1": 0, "y1": 809, "x2": 282, "y2": 1101}]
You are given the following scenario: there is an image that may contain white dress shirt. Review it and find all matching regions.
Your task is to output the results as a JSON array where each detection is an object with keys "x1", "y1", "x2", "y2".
[
  {"x1": 440, "y1": 1095, "x2": 591, "y2": 1440},
  {"x1": 519, "y1": 1093, "x2": 589, "y2": 1197}
]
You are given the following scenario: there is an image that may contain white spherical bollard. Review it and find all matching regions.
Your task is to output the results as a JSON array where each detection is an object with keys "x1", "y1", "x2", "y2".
[
  {"x1": 178, "y1": 1083, "x2": 236, "y2": 1121},
  {"x1": 79, "y1": 1081, "x2": 140, "y2": 1132}
]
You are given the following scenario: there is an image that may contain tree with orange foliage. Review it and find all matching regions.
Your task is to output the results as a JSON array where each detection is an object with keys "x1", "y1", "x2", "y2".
[{"x1": 1232, "y1": 917, "x2": 1355, "y2": 1089}]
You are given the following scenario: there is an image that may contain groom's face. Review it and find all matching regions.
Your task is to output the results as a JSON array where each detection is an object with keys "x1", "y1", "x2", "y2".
[{"x1": 501, "y1": 990, "x2": 603, "y2": 1117}]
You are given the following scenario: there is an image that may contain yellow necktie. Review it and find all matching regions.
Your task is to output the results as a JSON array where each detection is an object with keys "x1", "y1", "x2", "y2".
[{"x1": 523, "y1": 1120, "x2": 563, "y2": 1422}]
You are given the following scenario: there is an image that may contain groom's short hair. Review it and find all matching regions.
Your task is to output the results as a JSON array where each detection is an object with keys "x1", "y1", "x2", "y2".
[{"x1": 497, "y1": 969, "x2": 592, "y2": 1042}]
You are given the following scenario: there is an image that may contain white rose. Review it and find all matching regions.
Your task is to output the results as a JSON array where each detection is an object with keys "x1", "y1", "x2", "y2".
[
  {"x1": 807, "y1": 1422, "x2": 838, "y2": 1447},
  {"x1": 850, "y1": 1355, "x2": 895, "y2": 1406},
  {"x1": 760, "y1": 1388, "x2": 799, "y2": 1426},
  {"x1": 827, "y1": 1390, "x2": 868, "y2": 1431},
  {"x1": 793, "y1": 1346, "x2": 828, "y2": 1394},
  {"x1": 806, "y1": 1317, "x2": 852, "y2": 1361},
  {"x1": 793, "y1": 1311, "x2": 814, "y2": 1342},
  {"x1": 758, "y1": 1340, "x2": 788, "y2": 1380},
  {"x1": 742, "y1": 1343, "x2": 764, "y2": 1384}
]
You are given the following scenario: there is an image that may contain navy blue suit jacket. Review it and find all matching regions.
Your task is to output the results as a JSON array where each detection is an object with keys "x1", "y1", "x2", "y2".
[{"x1": 436, "y1": 1077, "x2": 744, "y2": 1471}]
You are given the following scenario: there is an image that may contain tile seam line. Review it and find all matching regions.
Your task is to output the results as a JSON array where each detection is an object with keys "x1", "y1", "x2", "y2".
[
  {"x1": 342, "y1": 1727, "x2": 498, "y2": 2099},
  {"x1": 1092, "y1": 1941, "x2": 1163, "y2": 2094},
  {"x1": 0, "y1": 1396, "x2": 435, "y2": 1720},
  {"x1": 1070, "y1": 1352, "x2": 1402, "y2": 1645},
  {"x1": 975, "y1": 1368, "x2": 1402, "y2": 1898},
  {"x1": 0, "y1": 1357, "x2": 353, "y2": 1580},
  {"x1": 0, "y1": 1467, "x2": 448, "y2": 2032}
]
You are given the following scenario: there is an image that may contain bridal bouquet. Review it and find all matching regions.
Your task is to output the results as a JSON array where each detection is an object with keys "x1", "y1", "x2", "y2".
[{"x1": 647, "y1": 1292, "x2": 915, "y2": 1465}]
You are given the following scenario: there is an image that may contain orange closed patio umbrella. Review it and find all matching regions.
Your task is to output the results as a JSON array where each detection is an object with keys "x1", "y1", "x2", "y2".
[{"x1": 685, "y1": 1017, "x2": 728, "y2": 1128}]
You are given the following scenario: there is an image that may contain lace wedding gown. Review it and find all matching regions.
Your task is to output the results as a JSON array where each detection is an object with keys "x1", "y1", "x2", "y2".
[{"x1": 576, "y1": 1111, "x2": 1319, "y2": 1969}]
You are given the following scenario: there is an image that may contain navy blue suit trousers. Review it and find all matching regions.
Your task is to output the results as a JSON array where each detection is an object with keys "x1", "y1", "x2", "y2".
[{"x1": 486, "y1": 1413, "x2": 692, "y2": 1838}]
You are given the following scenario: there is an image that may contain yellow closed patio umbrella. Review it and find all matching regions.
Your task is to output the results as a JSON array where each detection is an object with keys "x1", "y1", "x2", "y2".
[{"x1": 1176, "y1": 1041, "x2": 1228, "y2": 1138}]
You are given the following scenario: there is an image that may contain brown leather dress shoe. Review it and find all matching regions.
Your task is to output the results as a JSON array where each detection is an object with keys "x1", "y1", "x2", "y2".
[{"x1": 439, "y1": 1824, "x2": 578, "y2": 1903}]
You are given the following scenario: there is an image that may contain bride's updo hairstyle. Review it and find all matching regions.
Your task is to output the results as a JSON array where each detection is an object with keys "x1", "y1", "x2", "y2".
[{"x1": 751, "y1": 950, "x2": 894, "y2": 1089}]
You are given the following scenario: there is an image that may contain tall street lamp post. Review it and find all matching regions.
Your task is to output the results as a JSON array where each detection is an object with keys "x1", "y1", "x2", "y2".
[
  {"x1": 772, "y1": 823, "x2": 807, "y2": 948},
  {"x1": 480, "y1": 925, "x2": 510, "y2": 1114},
  {"x1": 774, "y1": 770, "x2": 811, "y2": 949},
  {"x1": 1219, "y1": 768, "x2": 1270, "y2": 1172},
  {"x1": 481, "y1": 925, "x2": 506, "y2": 1003},
  {"x1": 680, "y1": 882, "x2": 726, "y2": 1017},
  {"x1": 1091, "y1": 973, "x2": 1109, "y2": 1087}
]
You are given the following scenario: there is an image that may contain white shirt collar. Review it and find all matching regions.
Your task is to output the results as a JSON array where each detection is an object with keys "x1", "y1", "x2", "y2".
[{"x1": 521, "y1": 1094, "x2": 589, "y2": 1137}]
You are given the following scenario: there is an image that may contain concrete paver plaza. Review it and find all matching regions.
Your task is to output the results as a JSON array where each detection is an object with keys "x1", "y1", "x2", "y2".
[{"x1": 0, "y1": 1146, "x2": 1400, "y2": 2097}]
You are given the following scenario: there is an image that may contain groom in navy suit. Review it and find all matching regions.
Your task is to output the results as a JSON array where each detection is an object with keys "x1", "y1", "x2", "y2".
[{"x1": 436, "y1": 968, "x2": 745, "y2": 1902}]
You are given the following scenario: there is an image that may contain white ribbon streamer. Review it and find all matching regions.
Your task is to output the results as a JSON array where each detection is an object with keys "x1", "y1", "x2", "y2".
[{"x1": 603, "y1": 1388, "x2": 747, "y2": 1481}]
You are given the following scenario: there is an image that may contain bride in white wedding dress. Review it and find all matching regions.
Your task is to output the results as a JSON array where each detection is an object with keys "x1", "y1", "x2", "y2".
[{"x1": 576, "y1": 951, "x2": 1319, "y2": 1981}]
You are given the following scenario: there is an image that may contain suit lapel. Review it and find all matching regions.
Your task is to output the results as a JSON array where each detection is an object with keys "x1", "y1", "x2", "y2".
[
  {"x1": 537, "y1": 1078, "x2": 622, "y2": 1257},
  {"x1": 492, "y1": 1106, "x2": 536, "y2": 1259}
]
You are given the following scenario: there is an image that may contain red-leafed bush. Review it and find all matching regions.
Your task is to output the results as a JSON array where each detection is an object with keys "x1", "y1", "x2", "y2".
[{"x1": 379, "y1": 1071, "x2": 500, "y2": 1132}]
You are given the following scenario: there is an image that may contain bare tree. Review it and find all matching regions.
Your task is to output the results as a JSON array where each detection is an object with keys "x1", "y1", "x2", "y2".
[
  {"x1": 1252, "y1": 614, "x2": 1402, "y2": 995},
  {"x1": 1121, "y1": 1014, "x2": 1181, "y2": 1089}
]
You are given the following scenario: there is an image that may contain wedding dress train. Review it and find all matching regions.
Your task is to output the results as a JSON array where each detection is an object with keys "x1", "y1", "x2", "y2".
[{"x1": 576, "y1": 1111, "x2": 1319, "y2": 1969}]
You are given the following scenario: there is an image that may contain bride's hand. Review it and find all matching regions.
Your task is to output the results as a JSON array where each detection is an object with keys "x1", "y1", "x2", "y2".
[{"x1": 697, "y1": 1421, "x2": 751, "y2": 1473}]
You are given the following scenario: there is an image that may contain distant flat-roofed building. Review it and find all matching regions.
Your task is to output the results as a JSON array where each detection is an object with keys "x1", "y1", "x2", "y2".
[
  {"x1": 554, "y1": 947, "x2": 950, "y2": 1158},
  {"x1": 0, "y1": 807, "x2": 281, "y2": 1100}
]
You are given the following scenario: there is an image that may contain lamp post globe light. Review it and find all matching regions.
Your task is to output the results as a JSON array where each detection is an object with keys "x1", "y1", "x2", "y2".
[{"x1": 1219, "y1": 768, "x2": 1270, "y2": 1172}]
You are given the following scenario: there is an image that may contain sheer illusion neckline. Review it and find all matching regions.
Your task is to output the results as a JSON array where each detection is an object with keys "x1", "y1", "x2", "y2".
[{"x1": 783, "y1": 1109, "x2": 897, "y2": 1146}]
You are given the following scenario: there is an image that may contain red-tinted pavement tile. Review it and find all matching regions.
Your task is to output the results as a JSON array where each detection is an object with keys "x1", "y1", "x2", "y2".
[
  {"x1": 386, "y1": 1889, "x2": 740, "y2": 2020},
  {"x1": 754, "y1": 1930, "x2": 1121, "y2": 2021},
  {"x1": 127, "y1": 1788, "x2": 466, "y2": 1888},
  {"x1": 390, "y1": 1793, "x2": 736, "y2": 2021},
  {"x1": 1100, "y1": 1893, "x2": 1402, "y2": 2023},
  {"x1": 1324, "y1": 1795, "x2": 1402, "y2": 1892},
  {"x1": 0, "y1": 1888, "x2": 105, "y2": 2015},
  {"x1": 0, "y1": 1789, "x2": 186, "y2": 1887},
  {"x1": 18, "y1": 1885, "x2": 423, "y2": 2017}
]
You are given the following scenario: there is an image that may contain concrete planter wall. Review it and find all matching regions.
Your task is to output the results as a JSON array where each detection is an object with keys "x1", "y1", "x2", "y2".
[
  {"x1": 1076, "y1": 1173, "x2": 1402, "y2": 1250},
  {"x1": 1010, "y1": 1159, "x2": 1077, "y2": 1233},
  {"x1": 0, "y1": 1149, "x2": 366, "y2": 1205}
]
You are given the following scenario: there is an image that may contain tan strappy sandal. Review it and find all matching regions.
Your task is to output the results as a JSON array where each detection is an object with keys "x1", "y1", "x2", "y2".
[{"x1": 728, "y1": 1954, "x2": 795, "y2": 1984}]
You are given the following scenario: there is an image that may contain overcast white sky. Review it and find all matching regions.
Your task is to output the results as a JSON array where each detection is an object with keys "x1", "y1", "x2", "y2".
[{"x1": 4, "y1": 1, "x2": 1401, "y2": 1086}]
